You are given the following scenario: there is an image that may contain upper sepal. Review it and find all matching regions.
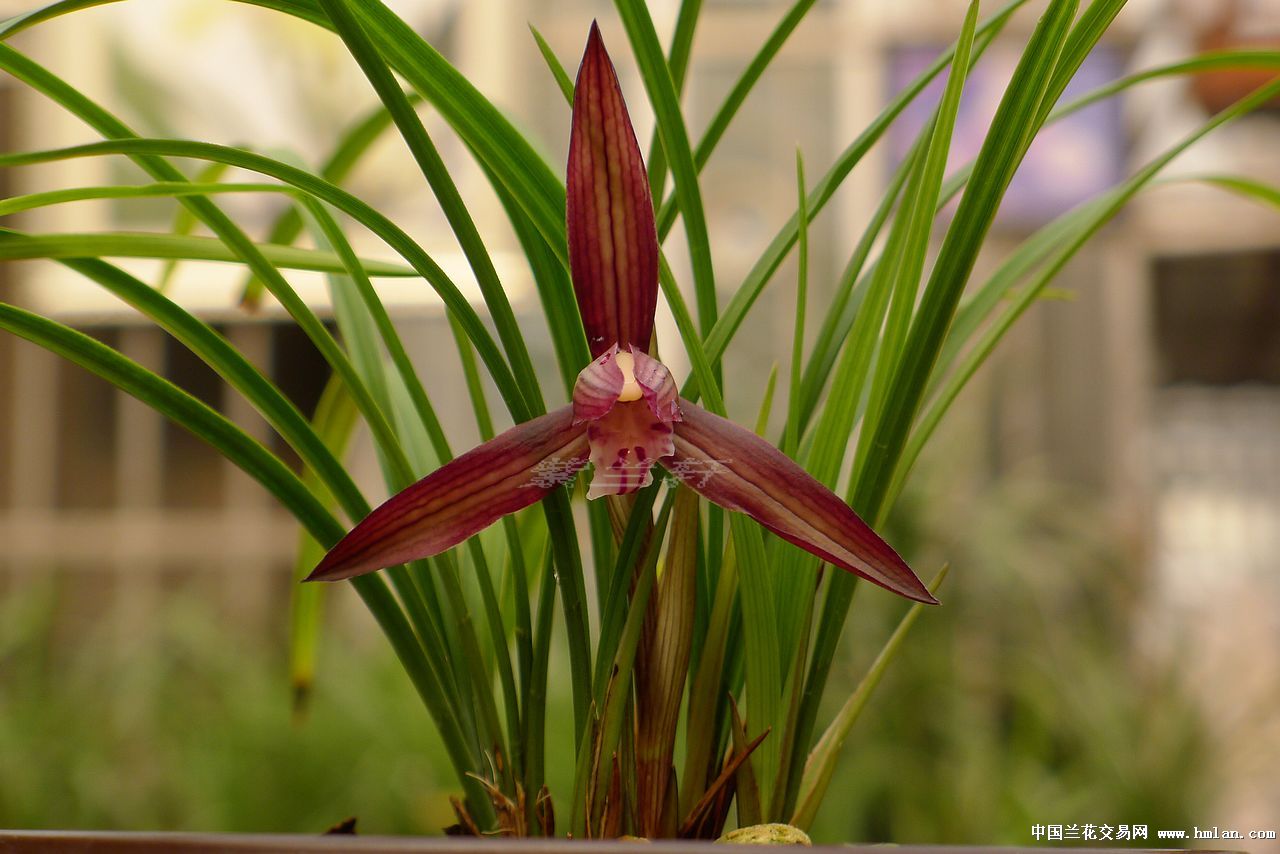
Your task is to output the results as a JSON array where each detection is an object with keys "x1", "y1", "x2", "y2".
[
  {"x1": 666, "y1": 402, "x2": 935, "y2": 604},
  {"x1": 308, "y1": 406, "x2": 588, "y2": 582},
  {"x1": 567, "y1": 22, "x2": 660, "y2": 357}
]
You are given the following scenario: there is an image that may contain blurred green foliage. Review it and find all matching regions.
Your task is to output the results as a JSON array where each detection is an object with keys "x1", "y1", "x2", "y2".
[
  {"x1": 808, "y1": 465, "x2": 1214, "y2": 845},
  {"x1": 0, "y1": 578, "x2": 457, "y2": 834}
]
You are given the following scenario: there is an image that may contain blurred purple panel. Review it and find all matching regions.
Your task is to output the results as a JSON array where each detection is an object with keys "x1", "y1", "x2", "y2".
[{"x1": 886, "y1": 43, "x2": 1125, "y2": 229}]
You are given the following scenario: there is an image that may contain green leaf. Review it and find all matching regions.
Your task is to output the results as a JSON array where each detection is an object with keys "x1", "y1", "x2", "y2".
[
  {"x1": 155, "y1": 162, "x2": 234, "y2": 292},
  {"x1": 791, "y1": 565, "x2": 950, "y2": 829},
  {"x1": 0, "y1": 229, "x2": 416, "y2": 275},
  {"x1": 0, "y1": 293, "x2": 479, "y2": 812},
  {"x1": 643, "y1": 0, "x2": 702, "y2": 203},
  {"x1": 0, "y1": 300, "x2": 344, "y2": 543},
  {"x1": 614, "y1": 0, "x2": 719, "y2": 338},
  {"x1": 522, "y1": 543, "x2": 557, "y2": 833},
  {"x1": 784, "y1": 149, "x2": 809, "y2": 459},
  {"x1": 288, "y1": 372, "x2": 360, "y2": 716},
  {"x1": 851, "y1": 0, "x2": 979, "y2": 484},
  {"x1": 680, "y1": 0, "x2": 1029, "y2": 404},
  {"x1": 1189, "y1": 173, "x2": 1280, "y2": 210},
  {"x1": 241, "y1": 89, "x2": 426, "y2": 307},
  {"x1": 530, "y1": 24, "x2": 574, "y2": 104},
  {"x1": 328, "y1": 0, "x2": 568, "y2": 259},
  {"x1": 652, "y1": 0, "x2": 824, "y2": 239},
  {"x1": 891, "y1": 88, "x2": 1280, "y2": 509},
  {"x1": 592, "y1": 487, "x2": 662, "y2": 714},
  {"x1": 0, "y1": 178, "x2": 266, "y2": 217},
  {"x1": 318, "y1": 0, "x2": 543, "y2": 421},
  {"x1": 863, "y1": 0, "x2": 1077, "y2": 531},
  {"x1": 0, "y1": 135, "x2": 528, "y2": 421}
]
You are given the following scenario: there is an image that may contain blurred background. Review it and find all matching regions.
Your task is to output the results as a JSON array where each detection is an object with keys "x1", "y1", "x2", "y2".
[{"x1": 1, "y1": 0, "x2": 1278, "y2": 846}]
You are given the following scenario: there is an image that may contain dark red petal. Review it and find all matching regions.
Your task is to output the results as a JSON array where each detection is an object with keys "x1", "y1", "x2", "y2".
[
  {"x1": 629, "y1": 346, "x2": 681, "y2": 423},
  {"x1": 572, "y1": 344, "x2": 625, "y2": 423},
  {"x1": 308, "y1": 407, "x2": 588, "y2": 582},
  {"x1": 567, "y1": 22, "x2": 659, "y2": 357},
  {"x1": 666, "y1": 402, "x2": 935, "y2": 604}
]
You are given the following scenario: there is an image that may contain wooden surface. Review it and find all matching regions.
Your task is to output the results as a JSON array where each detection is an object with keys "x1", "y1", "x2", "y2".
[{"x1": 0, "y1": 832, "x2": 1248, "y2": 854}]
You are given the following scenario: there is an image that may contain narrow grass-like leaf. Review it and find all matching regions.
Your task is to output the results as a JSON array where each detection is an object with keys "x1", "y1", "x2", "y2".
[
  {"x1": 155, "y1": 162, "x2": 233, "y2": 291},
  {"x1": 27, "y1": 234, "x2": 481, "y2": 813},
  {"x1": 0, "y1": 302, "x2": 342, "y2": 547},
  {"x1": 784, "y1": 150, "x2": 809, "y2": 459},
  {"x1": 803, "y1": 50, "x2": 1280, "y2": 438},
  {"x1": 480, "y1": 156, "x2": 590, "y2": 395},
  {"x1": 0, "y1": 247, "x2": 367, "y2": 523},
  {"x1": 725, "y1": 510, "x2": 781, "y2": 809},
  {"x1": 861, "y1": 0, "x2": 1075, "y2": 583},
  {"x1": 851, "y1": 0, "x2": 978, "y2": 482},
  {"x1": 522, "y1": 543, "x2": 556, "y2": 834},
  {"x1": 768, "y1": 558, "x2": 818, "y2": 821},
  {"x1": 1189, "y1": 173, "x2": 1280, "y2": 209},
  {"x1": 530, "y1": 24, "x2": 574, "y2": 103},
  {"x1": 0, "y1": 49, "x2": 409, "y2": 461},
  {"x1": 614, "y1": 0, "x2": 718, "y2": 338},
  {"x1": 0, "y1": 179, "x2": 265, "y2": 217},
  {"x1": 653, "y1": 0, "x2": 822, "y2": 239},
  {"x1": 643, "y1": 0, "x2": 702, "y2": 202},
  {"x1": 892, "y1": 86, "x2": 1280, "y2": 508},
  {"x1": 679, "y1": 538, "x2": 737, "y2": 819},
  {"x1": 318, "y1": 0, "x2": 542, "y2": 420},
  {"x1": 0, "y1": 48, "x2": 432, "y2": 505},
  {"x1": 288, "y1": 372, "x2": 360, "y2": 715},
  {"x1": 679, "y1": 0, "x2": 1028, "y2": 404},
  {"x1": 1051, "y1": 49, "x2": 1280, "y2": 124},
  {"x1": 241, "y1": 90, "x2": 425, "y2": 307},
  {"x1": 728, "y1": 695, "x2": 763, "y2": 827},
  {"x1": 0, "y1": 230, "x2": 414, "y2": 275},
  {"x1": 791, "y1": 565, "x2": 950, "y2": 829},
  {"x1": 0, "y1": 137, "x2": 529, "y2": 420},
  {"x1": 1, "y1": 145, "x2": 586, "y2": 717},
  {"x1": 592, "y1": 485, "x2": 662, "y2": 702},
  {"x1": 0, "y1": 43, "x2": 526, "y2": 423},
  {"x1": 298, "y1": 199, "x2": 485, "y2": 744},
  {"x1": 440, "y1": 310, "x2": 526, "y2": 778},
  {"x1": 656, "y1": 242, "x2": 785, "y2": 807},
  {"x1": 795, "y1": 140, "x2": 913, "y2": 433}
]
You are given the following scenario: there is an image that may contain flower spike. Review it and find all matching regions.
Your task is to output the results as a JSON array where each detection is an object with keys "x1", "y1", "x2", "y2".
[
  {"x1": 309, "y1": 24, "x2": 930, "y2": 609},
  {"x1": 567, "y1": 21, "x2": 660, "y2": 357}
]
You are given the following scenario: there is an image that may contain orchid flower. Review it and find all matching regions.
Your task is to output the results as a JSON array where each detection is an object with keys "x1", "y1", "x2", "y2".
[{"x1": 308, "y1": 25, "x2": 933, "y2": 605}]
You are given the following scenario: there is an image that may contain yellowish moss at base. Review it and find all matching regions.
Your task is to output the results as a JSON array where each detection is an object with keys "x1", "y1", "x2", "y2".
[{"x1": 716, "y1": 823, "x2": 813, "y2": 845}]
